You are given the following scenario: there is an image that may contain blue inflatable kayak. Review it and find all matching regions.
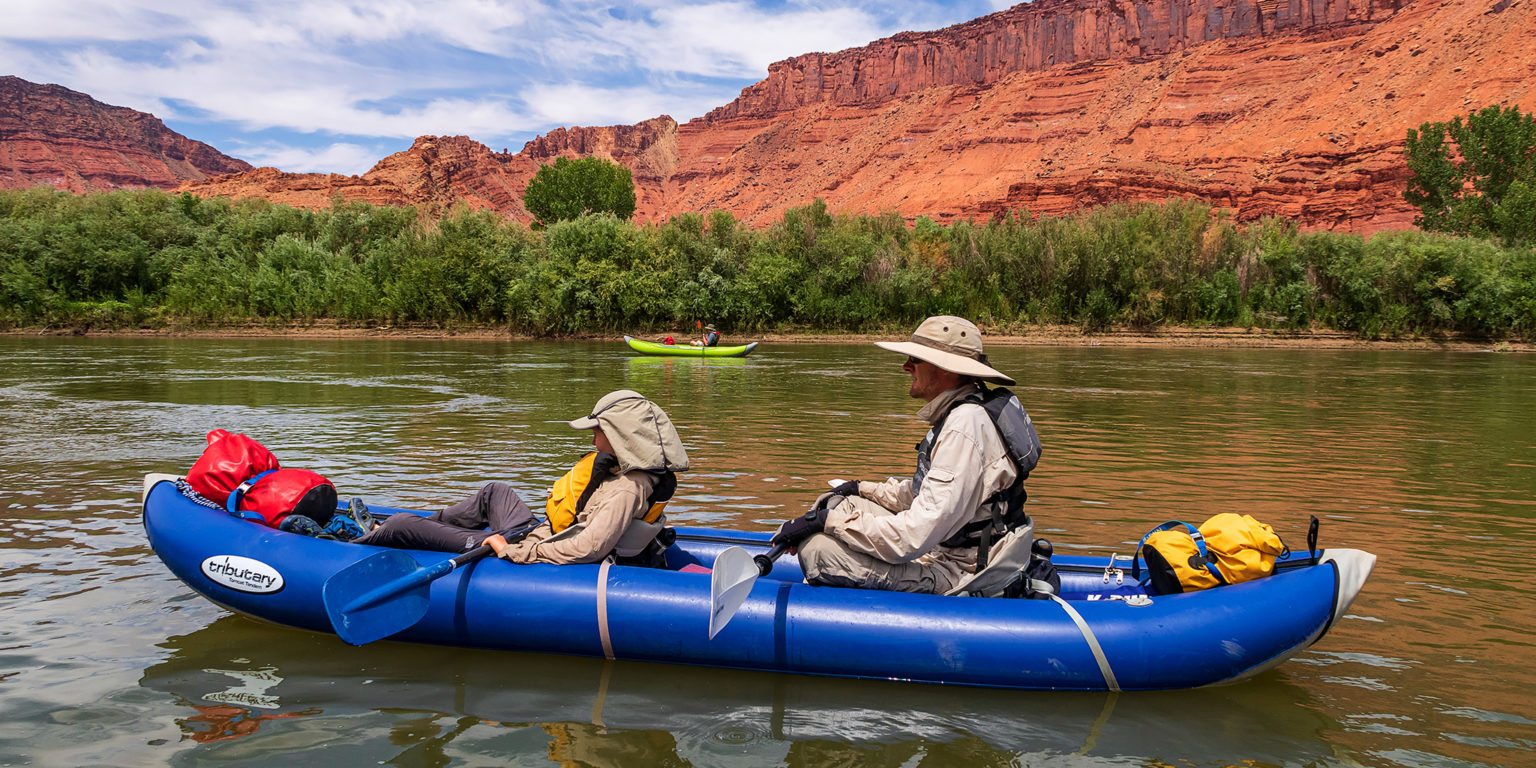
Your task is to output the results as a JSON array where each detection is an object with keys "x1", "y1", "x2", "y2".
[{"x1": 141, "y1": 476, "x2": 1375, "y2": 691}]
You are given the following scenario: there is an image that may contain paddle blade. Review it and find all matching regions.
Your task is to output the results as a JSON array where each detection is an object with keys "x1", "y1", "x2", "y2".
[
  {"x1": 323, "y1": 550, "x2": 432, "y2": 646},
  {"x1": 708, "y1": 546, "x2": 760, "y2": 640}
]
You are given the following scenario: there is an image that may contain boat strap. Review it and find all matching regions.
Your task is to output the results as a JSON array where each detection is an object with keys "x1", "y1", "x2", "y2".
[
  {"x1": 596, "y1": 559, "x2": 615, "y2": 660},
  {"x1": 1047, "y1": 594, "x2": 1120, "y2": 692}
]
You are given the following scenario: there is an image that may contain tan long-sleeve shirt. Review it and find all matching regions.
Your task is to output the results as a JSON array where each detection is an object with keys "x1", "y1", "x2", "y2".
[
  {"x1": 824, "y1": 384, "x2": 1018, "y2": 587},
  {"x1": 500, "y1": 471, "x2": 657, "y2": 565}
]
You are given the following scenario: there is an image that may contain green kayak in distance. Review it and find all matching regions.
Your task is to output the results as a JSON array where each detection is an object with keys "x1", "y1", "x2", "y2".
[{"x1": 624, "y1": 335, "x2": 759, "y2": 357}]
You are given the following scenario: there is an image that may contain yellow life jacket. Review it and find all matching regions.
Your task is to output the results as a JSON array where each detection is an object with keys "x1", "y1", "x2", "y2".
[
  {"x1": 1136, "y1": 513, "x2": 1288, "y2": 593},
  {"x1": 546, "y1": 452, "x2": 668, "y2": 533}
]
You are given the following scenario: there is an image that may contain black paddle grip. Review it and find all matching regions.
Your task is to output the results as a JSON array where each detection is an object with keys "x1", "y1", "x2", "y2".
[{"x1": 754, "y1": 541, "x2": 791, "y2": 576}]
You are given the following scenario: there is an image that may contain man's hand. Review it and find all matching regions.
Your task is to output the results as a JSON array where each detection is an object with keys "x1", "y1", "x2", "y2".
[
  {"x1": 771, "y1": 508, "x2": 827, "y2": 548},
  {"x1": 830, "y1": 480, "x2": 860, "y2": 498}
]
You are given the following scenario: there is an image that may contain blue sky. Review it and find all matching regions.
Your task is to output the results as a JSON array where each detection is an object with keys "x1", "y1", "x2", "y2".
[{"x1": 4, "y1": 1, "x2": 1014, "y2": 175}]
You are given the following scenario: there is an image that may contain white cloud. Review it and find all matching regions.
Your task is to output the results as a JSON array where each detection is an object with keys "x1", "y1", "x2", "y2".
[
  {"x1": 520, "y1": 82, "x2": 722, "y2": 128},
  {"x1": 541, "y1": 2, "x2": 890, "y2": 81},
  {"x1": 0, "y1": 0, "x2": 193, "y2": 41},
  {"x1": 647, "y1": 3, "x2": 889, "y2": 76},
  {"x1": 231, "y1": 141, "x2": 387, "y2": 175},
  {"x1": 2, "y1": 1, "x2": 1006, "y2": 172},
  {"x1": 41, "y1": 44, "x2": 532, "y2": 139},
  {"x1": 280, "y1": 0, "x2": 538, "y2": 51}
]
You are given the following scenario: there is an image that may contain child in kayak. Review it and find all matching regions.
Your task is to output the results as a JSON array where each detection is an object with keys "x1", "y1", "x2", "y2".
[{"x1": 351, "y1": 390, "x2": 688, "y2": 566}]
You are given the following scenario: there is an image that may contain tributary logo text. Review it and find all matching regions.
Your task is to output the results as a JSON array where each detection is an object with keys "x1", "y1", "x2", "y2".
[{"x1": 200, "y1": 555, "x2": 284, "y2": 594}]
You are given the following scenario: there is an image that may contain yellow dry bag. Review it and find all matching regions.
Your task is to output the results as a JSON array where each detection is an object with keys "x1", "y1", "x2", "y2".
[{"x1": 1136, "y1": 513, "x2": 1288, "y2": 594}]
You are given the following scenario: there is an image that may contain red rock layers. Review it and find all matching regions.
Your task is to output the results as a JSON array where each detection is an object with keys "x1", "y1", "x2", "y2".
[
  {"x1": 509, "y1": 116, "x2": 679, "y2": 215},
  {"x1": 52, "y1": 0, "x2": 1534, "y2": 235},
  {"x1": 176, "y1": 118, "x2": 681, "y2": 219},
  {"x1": 703, "y1": 0, "x2": 1408, "y2": 121},
  {"x1": 662, "y1": 0, "x2": 1531, "y2": 232},
  {"x1": 0, "y1": 75, "x2": 251, "y2": 193},
  {"x1": 177, "y1": 136, "x2": 538, "y2": 216}
]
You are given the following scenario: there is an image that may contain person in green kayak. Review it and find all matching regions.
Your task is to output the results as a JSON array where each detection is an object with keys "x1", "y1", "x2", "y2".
[
  {"x1": 769, "y1": 316, "x2": 1043, "y2": 594},
  {"x1": 352, "y1": 390, "x2": 689, "y2": 566},
  {"x1": 688, "y1": 324, "x2": 719, "y2": 347}
]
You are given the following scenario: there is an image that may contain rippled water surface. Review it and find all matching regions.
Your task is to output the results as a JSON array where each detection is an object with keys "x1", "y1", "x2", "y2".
[{"x1": 2, "y1": 336, "x2": 1533, "y2": 767}]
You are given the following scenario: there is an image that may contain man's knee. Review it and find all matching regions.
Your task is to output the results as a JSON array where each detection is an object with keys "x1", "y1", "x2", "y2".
[
  {"x1": 797, "y1": 534, "x2": 869, "y2": 589},
  {"x1": 796, "y1": 533, "x2": 938, "y2": 593},
  {"x1": 796, "y1": 534, "x2": 837, "y2": 579}
]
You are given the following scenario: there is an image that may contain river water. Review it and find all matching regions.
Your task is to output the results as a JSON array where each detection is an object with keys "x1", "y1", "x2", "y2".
[{"x1": 1, "y1": 335, "x2": 1533, "y2": 767}]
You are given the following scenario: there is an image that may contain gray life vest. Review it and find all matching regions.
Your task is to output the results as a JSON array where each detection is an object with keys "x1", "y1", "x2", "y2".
[{"x1": 912, "y1": 385, "x2": 1043, "y2": 568}]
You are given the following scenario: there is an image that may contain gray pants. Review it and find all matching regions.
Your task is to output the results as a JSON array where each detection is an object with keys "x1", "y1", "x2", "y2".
[
  {"x1": 796, "y1": 533, "x2": 948, "y2": 594},
  {"x1": 353, "y1": 482, "x2": 534, "y2": 553}
]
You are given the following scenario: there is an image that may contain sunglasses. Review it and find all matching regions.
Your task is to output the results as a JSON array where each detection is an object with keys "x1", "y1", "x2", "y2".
[{"x1": 904, "y1": 356, "x2": 924, "y2": 366}]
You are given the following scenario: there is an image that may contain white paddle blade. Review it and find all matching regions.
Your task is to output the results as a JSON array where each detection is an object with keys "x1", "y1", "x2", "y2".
[{"x1": 708, "y1": 546, "x2": 759, "y2": 640}]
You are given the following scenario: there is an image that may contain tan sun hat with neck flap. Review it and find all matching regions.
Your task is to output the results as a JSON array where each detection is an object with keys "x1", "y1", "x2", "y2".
[
  {"x1": 568, "y1": 389, "x2": 690, "y2": 473},
  {"x1": 875, "y1": 315, "x2": 1016, "y2": 386}
]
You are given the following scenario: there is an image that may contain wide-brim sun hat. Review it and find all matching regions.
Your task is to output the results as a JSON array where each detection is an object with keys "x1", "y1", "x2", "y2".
[
  {"x1": 568, "y1": 389, "x2": 645, "y2": 430},
  {"x1": 567, "y1": 389, "x2": 689, "y2": 472},
  {"x1": 875, "y1": 315, "x2": 1016, "y2": 386}
]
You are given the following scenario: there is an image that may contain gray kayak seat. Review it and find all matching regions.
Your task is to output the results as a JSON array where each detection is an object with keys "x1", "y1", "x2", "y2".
[
  {"x1": 946, "y1": 520, "x2": 1055, "y2": 598},
  {"x1": 613, "y1": 518, "x2": 666, "y2": 558}
]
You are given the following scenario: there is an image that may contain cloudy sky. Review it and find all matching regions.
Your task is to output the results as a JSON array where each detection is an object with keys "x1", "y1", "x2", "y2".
[{"x1": 4, "y1": 1, "x2": 1014, "y2": 175}]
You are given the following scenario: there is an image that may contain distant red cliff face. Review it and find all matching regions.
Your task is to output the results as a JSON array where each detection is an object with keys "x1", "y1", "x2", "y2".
[
  {"x1": 703, "y1": 0, "x2": 1409, "y2": 121},
  {"x1": 176, "y1": 118, "x2": 681, "y2": 219},
  {"x1": 662, "y1": 0, "x2": 1530, "y2": 232},
  {"x1": 0, "y1": 76, "x2": 251, "y2": 193},
  {"x1": 163, "y1": 0, "x2": 1536, "y2": 234},
  {"x1": 176, "y1": 135, "x2": 541, "y2": 216}
]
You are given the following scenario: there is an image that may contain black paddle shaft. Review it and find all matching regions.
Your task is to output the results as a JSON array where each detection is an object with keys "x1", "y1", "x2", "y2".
[
  {"x1": 434, "y1": 522, "x2": 538, "y2": 574},
  {"x1": 450, "y1": 543, "x2": 495, "y2": 567},
  {"x1": 752, "y1": 541, "x2": 791, "y2": 576}
]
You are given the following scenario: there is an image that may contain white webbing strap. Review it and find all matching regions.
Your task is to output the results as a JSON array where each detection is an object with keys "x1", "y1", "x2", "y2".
[
  {"x1": 1048, "y1": 594, "x2": 1120, "y2": 692},
  {"x1": 596, "y1": 559, "x2": 615, "y2": 660}
]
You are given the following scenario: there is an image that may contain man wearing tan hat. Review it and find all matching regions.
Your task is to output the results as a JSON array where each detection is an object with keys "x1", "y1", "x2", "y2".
[
  {"x1": 690, "y1": 324, "x2": 720, "y2": 347},
  {"x1": 771, "y1": 316, "x2": 1042, "y2": 594}
]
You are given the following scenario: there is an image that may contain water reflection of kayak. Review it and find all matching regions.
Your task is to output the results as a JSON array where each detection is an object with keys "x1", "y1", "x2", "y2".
[
  {"x1": 624, "y1": 336, "x2": 759, "y2": 357},
  {"x1": 143, "y1": 477, "x2": 1374, "y2": 691},
  {"x1": 141, "y1": 615, "x2": 1347, "y2": 765}
]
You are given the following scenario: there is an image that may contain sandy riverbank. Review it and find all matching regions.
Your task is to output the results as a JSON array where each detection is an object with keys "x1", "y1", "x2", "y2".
[{"x1": 5, "y1": 321, "x2": 1529, "y2": 352}]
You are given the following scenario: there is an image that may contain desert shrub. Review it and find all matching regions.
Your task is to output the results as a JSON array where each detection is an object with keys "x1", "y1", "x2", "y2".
[{"x1": 1, "y1": 188, "x2": 1531, "y2": 338}]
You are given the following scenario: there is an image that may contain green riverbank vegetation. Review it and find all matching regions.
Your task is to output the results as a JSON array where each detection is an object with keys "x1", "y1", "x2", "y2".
[{"x1": 2, "y1": 186, "x2": 1533, "y2": 340}]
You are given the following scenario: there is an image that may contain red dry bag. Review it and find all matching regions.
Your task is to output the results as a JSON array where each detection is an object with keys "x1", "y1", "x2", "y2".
[
  {"x1": 235, "y1": 468, "x2": 338, "y2": 527},
  {"x1": 186, "y1": 429, "x2": 337, "y2": 528},
  {"x1": 186, "y1": 429, "x2": 279, "y2": 507}
]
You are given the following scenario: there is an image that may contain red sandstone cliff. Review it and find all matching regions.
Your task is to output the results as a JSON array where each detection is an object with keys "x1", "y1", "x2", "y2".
[
  {"x1": 663, "y1": 0, "x2": 1530, "y2": 231},
  {"x1": 0, "y1": 76, "x2": 252, "y2": 193},
  {"x1": 522, "y1": 117, "x2": 680, "y2": 212},
  {"x1": 178, "y1": 117, "x2": 680, "y2": 218},
  {"x1": 705, "y1": 0, "x2": 1408, "y2": 121},
  {"x1": 159, "y1": 0, "x2": 1536, "y2": 233},
  {"x1": 177, "y1": 135, "x2": 538, "y2": 215}
]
